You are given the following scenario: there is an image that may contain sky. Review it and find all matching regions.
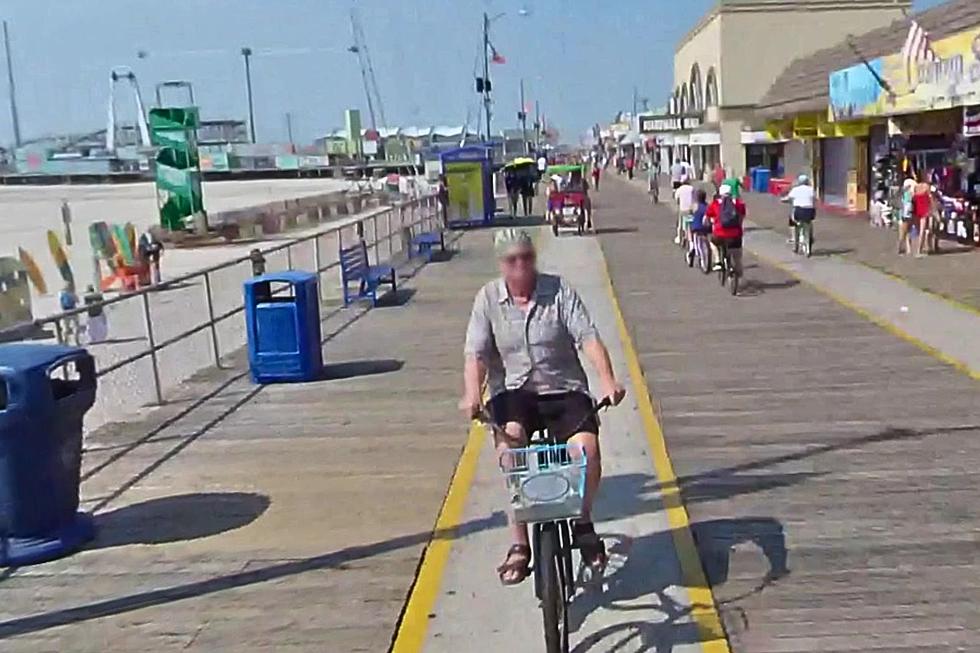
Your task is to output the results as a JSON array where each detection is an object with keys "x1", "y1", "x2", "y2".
[{"x1": 0, "y1": 0, "x2": 950, "y2": 146}]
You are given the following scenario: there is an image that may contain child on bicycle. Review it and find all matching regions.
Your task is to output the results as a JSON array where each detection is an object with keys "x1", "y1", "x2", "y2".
[{"x1": 688, "y1": 189, "x2": 711, "y2": 267}]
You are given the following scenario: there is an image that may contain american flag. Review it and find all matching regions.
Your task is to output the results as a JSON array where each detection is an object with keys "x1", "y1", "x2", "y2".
[{"x1": 901, "y1": 20, "x2": 937, "y2": 85}]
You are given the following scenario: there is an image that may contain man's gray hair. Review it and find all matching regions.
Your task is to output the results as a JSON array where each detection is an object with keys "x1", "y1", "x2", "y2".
[{"x1": 494, "y1": 228, "x2": 534, "y2": 256}]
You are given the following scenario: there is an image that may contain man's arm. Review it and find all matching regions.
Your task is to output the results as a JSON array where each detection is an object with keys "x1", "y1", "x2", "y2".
[
  {"x1": 460, "y1": 288, "x2": 492, "y2": 417},
  {"x1": 582, "y1": 337, "x2": 625, "y2": 405}
]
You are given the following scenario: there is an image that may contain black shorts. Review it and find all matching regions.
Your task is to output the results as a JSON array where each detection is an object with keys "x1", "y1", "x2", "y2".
[
  {"x1": 488, "y1": 390, "x2": 599, "y2": 443},
  {"x1": 793, "y1": 207, "x2": 816, "y2": 223},
  {"x1": 672, "y1": 181, "x2": 682, "y2": 190},
  {"x1": 711, "y1": 234, "x2": 742, "y2": 249}
]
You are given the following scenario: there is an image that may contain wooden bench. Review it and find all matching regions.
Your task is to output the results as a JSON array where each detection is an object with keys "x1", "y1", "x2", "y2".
[
  {"x1": 339, "y1": 240, "x2": 396, "y2": 307},
  {"x1": 410, "y1": 231, "x2": 446, "y2": 261}
]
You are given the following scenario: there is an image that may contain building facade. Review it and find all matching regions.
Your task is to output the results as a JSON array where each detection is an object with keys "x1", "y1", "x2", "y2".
[{"x1": 653, "y1": 0, "x2": 911, "y2": 178}]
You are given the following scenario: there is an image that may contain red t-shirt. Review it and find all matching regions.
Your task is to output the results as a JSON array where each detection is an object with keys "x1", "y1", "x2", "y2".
[{"x1": 707, "y1": 197, "x2": 746, "y2": 239}]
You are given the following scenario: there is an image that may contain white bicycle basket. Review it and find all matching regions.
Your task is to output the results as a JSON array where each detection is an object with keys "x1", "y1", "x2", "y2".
[{"x1": 499, "y1": 444, "x2": 586, "y2": 523}]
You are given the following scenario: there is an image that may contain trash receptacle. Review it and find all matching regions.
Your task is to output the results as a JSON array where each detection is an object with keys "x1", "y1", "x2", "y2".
[
  {"x1": 756, "y1": 168, "x2": 772, "y2": 193},
  {"x1": 244, "y1": 270, "x2": 323, "y2": 383},
  {"x1": 0, "y1": 343, "x2": 97, "y2": 566}
]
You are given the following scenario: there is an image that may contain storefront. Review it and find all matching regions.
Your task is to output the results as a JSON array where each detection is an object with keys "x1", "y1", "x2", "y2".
[
  {"x1": 827, "y1": 21, "x2": 980, "y2": 234},
  {"x1": 742, "y1": 131, "x2": 786, "y2": 176},
  {"x1": 639, "y1": 112, "x2": 703, "y2": 173}
]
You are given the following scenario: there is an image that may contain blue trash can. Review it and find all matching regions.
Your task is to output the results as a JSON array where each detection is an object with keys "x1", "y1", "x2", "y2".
[
  {"x1": 0, "y1": 343, "x2": 97, "y2": 566},
  {"x1": 244, "y1": 270, "x2": 323, "y2": 383},
  {"x1": 756, "y1": 168, "x2": 772, "y2": 193}
]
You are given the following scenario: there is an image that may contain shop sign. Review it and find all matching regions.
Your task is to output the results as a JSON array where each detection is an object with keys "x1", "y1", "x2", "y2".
[
  {"x1": 829, "y1": 25, "x2": 980, "y2": 118},
  {"x1": 793, "y1": 113, "x2": 822, "y2": 138},
  {"x1": 689, "y1": 132, "x2": 721, "y2": 146},
  {"x1": 965, "y1": 106, "x2": 980, "y2": 136},
  {"x1": 639, "y1": 113, "x2": 703, "y2": 133}
]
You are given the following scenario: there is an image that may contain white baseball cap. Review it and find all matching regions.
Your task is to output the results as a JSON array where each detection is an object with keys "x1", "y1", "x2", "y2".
[{"x1": 718, "y1": 184, "x2": 732, "y2": 197}]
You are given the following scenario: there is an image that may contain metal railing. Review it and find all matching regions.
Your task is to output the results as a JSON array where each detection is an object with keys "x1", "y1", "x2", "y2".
[{"x1": 12, "y1": 194, "x2": 441, "y2": 418}]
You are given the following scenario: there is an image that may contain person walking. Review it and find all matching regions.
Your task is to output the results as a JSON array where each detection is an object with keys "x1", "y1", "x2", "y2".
[
  {"x1": 912, "y1": 174, "x2": 934, "y2": 257},
  {"x1": 83, "y1": 284, "x2": 108, "y2": 344},
  {"x1": 647, "y1": 161, "x2": 660, "y2": 204},
  {"x1": 591, "y1": 163, "x2": 601, "y2": 192},
  {"x1": 898, "y1": 174, "x2": 916, "y2": 255},
  {"x1": 138, "y1": 230, "x2": 165, "y2": 284},
  {"x1": 504, "y1": 169, "x2": 520, "y2": 217}
]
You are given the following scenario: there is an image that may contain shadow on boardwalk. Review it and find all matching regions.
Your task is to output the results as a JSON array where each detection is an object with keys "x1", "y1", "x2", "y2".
[{"x1": 0, "y1": 511, "x2": 507, "y2": 640}]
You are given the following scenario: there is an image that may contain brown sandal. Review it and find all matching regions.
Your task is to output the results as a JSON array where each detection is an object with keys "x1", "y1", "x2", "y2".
[{"x1": 496, "y1": 544, "x2": 531, "y2": 586}]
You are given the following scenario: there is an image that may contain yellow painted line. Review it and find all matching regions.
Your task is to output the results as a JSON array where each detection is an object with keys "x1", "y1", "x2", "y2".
[
  {"x1": 600, "y1": 258, "x2": 733, "y2": 652},
  {"x1": 390, "y1": 420, "x2": 485, "y2": 652},
  {"x1": 752, "y1": 250, "x2": 980, "y2": 382}
]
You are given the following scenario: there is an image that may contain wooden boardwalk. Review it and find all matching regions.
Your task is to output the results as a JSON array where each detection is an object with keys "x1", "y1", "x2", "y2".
[
  {"x1": 596, "y1": 178, "x2": 980, "y2": 652},
  {"x1": 0, "y1": 234, "x2": 493, "y2": 652}
]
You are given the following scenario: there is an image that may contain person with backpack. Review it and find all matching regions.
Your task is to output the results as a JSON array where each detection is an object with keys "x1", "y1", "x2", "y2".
[{"x1": 706, "y1": 183, "x2": 747, "y2": 276}]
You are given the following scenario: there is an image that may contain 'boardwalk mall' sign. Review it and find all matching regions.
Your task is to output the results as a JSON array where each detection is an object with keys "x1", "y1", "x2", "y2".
[
  {"x1": 829, "y1": 25, "x2": 980, "y2": 120},
  {"x1": 639, "y1": 114, "x2": 703, "y2": 133}
]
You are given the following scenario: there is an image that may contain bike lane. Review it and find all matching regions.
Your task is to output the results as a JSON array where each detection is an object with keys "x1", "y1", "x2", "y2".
[
  {"x1": 397, "y1": 227, "x2": 730, "y2": 652},
  {"x1": 593, "y1": 177, "x2": 980, "y2": 652}
]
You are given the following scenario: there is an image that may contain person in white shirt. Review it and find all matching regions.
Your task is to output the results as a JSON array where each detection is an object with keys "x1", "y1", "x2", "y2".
[
  {"x1": 673, "y1": 181, "x2": 696, "y2": 245},
  {"x1": 781, "y1": 174, "x2": 817, "y2": 253}
]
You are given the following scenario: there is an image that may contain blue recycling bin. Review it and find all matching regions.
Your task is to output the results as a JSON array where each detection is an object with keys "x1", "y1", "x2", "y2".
[
  {"x1": 244, "y1": 270, "x2": 323, "y2": 383},
  {"x1": 0, "y1": 343, "x2": 97, "y2": 566},
  {"x1": 756, "y1": 168, "x2": 772, "y2": 193}
]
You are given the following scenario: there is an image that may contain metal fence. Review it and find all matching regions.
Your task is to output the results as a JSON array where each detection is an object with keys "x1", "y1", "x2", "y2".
[{"x1": 14, "y1": 194, "x2": 440, "y2": 428}]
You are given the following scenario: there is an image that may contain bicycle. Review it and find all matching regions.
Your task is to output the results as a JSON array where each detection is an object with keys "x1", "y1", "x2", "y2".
[
  {"x1": 481, "y1": 398, "x2": 611, "y2": 653},
  {"x1": 792, "y1": 219, "x2": 814, "y2": 257},
  {"x1": 693, "y1": 232, "x2": 712, "y2": 274},
  {"x1": 716, "y1": 239, "x2": 739, "y2": 296}
]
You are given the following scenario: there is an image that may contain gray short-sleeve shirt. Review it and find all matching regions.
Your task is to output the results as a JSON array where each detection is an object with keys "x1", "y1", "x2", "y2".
[{"x1": 464, "y1": 273, "x2": 598, "y2": 397}]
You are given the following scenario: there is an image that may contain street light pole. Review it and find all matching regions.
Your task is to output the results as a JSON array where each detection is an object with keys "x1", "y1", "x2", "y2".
[
  {"x1": 519, "y1": 79, "x2": 528, "y2": 155},
  {"x1": 534, "y1": 100, "x2": 541, "y2": 150},
  {"x1": 2, "y1": 20, "x2": 22, "y2": 148},
  {"x1": 482, "y1": 12, "x2": 492, "y2": 142},
  {"x1": 241, "y1": 47, "x2": 256, "y2": 143}
]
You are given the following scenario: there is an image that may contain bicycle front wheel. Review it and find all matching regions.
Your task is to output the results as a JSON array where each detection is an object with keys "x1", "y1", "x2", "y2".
[{"x1": 537, "y1": 525, "x2": 568, "y2": 653}]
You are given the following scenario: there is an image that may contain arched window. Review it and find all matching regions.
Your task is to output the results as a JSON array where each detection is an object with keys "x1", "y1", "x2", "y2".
[
  {"x1": 679, "y1": 83, "x2": 688, "y2": 114},
  {"x1": 689, "y1": 64, "x2": 703, "y2": 112},
  {"x1": 705, "y1": 67, "x2": 719, "y2": 108}
]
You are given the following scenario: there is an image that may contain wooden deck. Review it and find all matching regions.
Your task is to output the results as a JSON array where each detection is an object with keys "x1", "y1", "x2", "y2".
[
  {"x1": 597, "y1": 178, "x2": 980, "y2": 652},
  {"x1": 0, "y1": 233, "x2": 493, "y2": 652}
]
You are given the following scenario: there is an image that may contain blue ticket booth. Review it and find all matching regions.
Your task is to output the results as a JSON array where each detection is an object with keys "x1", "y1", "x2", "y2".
[
  {"x1": 440, "y1": 146, "x2": 494, "y2": 227},
  {"x1": 244, "y1": 271, "x2": 323, "y2": 383},
  {"x1": 0, "y1": 343, "x2": 97, "y2": 566}
]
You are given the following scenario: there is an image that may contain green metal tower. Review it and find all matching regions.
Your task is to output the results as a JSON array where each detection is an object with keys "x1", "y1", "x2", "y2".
[{"x1": 149, "y1": 104, "x2": 205, "y2": 231}]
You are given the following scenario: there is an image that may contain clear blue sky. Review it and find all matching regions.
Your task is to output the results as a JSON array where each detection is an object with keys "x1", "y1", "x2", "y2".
[{"x1": 0, "y1": 0, "x2": 949, "y2": 145}]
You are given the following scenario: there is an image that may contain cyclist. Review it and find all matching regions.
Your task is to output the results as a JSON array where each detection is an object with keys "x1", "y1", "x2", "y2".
[
  {"x1": 707, "y1": 184, "x2": 746, "y2": 277},
  {"x1": 781, "y1": 174, "x2": 816, "y2": 251},
  {"x1": 460, "y1": 229, "x2": 626, "y2": 585},
  {"x1": 688, "y1": 189, "x2": 711, "y2": 267},
  {"x1": 673, "y1": 177, "x2": 695, "y2": 245}
]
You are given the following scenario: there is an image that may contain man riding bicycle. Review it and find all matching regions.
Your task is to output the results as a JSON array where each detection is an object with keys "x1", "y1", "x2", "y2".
[{"x1": 460, "y1": 229, "x2": 626, "y2": 586}]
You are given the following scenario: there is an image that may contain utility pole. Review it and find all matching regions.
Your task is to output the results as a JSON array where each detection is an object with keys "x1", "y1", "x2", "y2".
[
  {"x1": 482, "y1": 12, "x2": 492, "y2": 142},
  {"x1": 241, "y1": 47, "x2": 256, "y2": 143},
  {"x1": 632, "y1": 86, "x2": 638, "y2": 118},
  {"x1": 519, "y1": 79, "x2": 528, "y2": 155},
  {"x1": 285, "y1": 112, "x2": 294, "y2": 149},
  {"x1": 534, "y1": 100, "x2": 541, "y2": 150},
  {"x1": 2, "y1": 20, "x2": 22, "y2": 148}
]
